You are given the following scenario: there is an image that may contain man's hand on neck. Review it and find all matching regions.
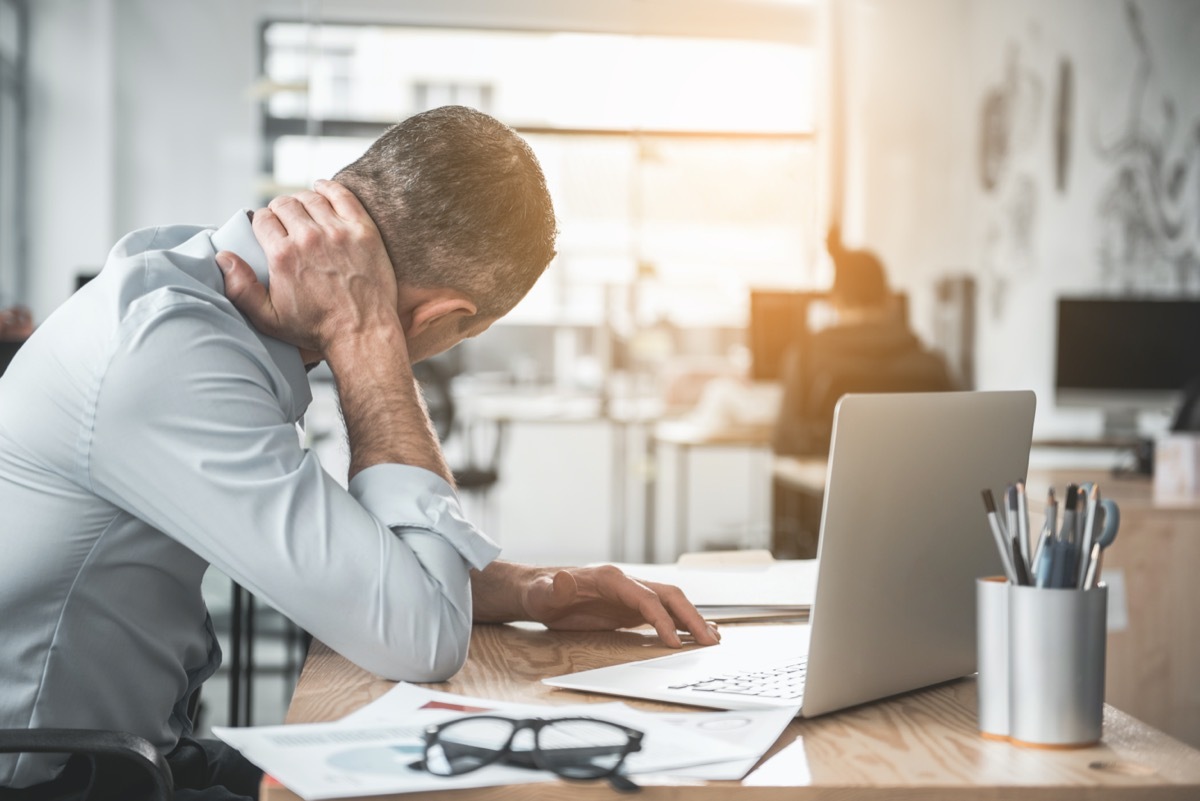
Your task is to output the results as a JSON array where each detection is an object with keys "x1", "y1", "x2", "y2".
[{"x1": 217, "y1": 181, "x2": 452, "y2": 484}]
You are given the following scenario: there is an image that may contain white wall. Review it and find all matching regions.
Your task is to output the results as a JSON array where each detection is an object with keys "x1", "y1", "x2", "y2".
[
  {"x1": 27, "y1": 0, "x2": 261, "y2": 318},
  {"x1": 26, "y1": 0, "x2": 118, "y2": 314},
  {"x1": 24, "y1": 0, "x2": 812, "y2": 321},
  {"x1": 840, "y1": 0, "x2": 1200, "y2": 437}
]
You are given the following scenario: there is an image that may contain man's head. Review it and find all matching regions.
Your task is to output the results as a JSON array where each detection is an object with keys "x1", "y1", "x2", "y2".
[
  {"x1": 830, "y1": 251, "x2": 888, "y2": 311},
  {"x1": 334, "y1": 106, "x2": 557, "y2": 358},
  {"x1": 826, "y1": 225, "x2": 888, "y2": 314}
]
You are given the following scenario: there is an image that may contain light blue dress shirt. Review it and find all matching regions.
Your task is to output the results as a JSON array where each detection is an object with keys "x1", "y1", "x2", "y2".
[{"x1": 0, "y1": 211, "x2": 500, "y2": 788}]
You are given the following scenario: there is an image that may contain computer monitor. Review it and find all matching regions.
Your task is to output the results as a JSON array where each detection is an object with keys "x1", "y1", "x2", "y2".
[{"x1": 1055, "y1": 297, "x2": 1200, "y2": 435}]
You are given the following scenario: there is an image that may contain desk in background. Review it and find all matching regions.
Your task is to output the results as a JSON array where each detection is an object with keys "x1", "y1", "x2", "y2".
[
  {"x1": 263, "y1": 624, "x2": 1200, "y2": 800},
  {"x1": 769, "y1": 455, "x2": 827, "y2": 558},
  {"x1": 650, "y1": 421, "x2": 773, "y2": 562},
  {"x1": 772, "y1": 456, "x2": 1200, "y2": 750},
  {"x1": 459, "y1": 388, "x2": 776, "y2": 565}
]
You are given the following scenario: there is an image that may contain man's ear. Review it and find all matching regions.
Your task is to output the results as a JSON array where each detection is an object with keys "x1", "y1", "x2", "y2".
[{"x1": 408, "y1": 292, "x2": 478, "y2": 337}]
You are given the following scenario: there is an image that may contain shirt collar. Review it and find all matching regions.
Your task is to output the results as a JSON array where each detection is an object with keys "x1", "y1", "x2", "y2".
[{"x1": 209, "y1": 210, "x2": 313, "y2": 418}]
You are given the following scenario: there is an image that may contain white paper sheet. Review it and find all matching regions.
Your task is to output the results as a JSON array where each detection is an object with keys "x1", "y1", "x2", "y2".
[
  {"x1": 214, "y1": 683, "x2": 763, "y2": 799},
  {"x1": 645, "y1": 706, "x2": 799, "y2": 780},
  {"x1": 606, "y1": 558, "x2": 817, "y2": 608}
]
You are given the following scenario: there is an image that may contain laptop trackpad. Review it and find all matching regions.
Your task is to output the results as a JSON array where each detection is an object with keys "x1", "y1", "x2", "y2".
[{"x1": 637, "y1": 652, "x2": 720, "y2": 671}]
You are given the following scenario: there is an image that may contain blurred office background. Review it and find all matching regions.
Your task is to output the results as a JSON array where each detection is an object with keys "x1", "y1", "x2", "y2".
[{"x1": 2, "y1": 0, "x2": 1198, "y2": 740}]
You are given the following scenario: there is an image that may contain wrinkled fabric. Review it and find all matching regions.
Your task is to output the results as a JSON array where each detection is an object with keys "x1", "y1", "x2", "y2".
[{"x1": 0, "y1": 212, "x2": 499, "y2": 788}]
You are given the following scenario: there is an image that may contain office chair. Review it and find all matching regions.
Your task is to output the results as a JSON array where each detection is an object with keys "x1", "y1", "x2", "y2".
[
  {"x1": 0, "y1": 729, "x2": 173, "y2": 801},
  {"x1": 412, "y1": 360, "x2": 505, "y2": 506},
  {"x1": 795, "y1": 352, "x2": 955, "y2": 455},
  {"x1": 0, "y1": 340, "x2": 23, "y2": 377},
  {"x1": 770, "y1": 349, "x2": 954, "y2": 558}
]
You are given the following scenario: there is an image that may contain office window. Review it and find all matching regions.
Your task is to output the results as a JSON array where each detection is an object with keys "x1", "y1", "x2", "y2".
[
  {"x1": 259, "y1": 23, "x2": 816, "y2": 329},
  {"x1": 0, "y1": 0, "x2": 27, "y2": 309}
]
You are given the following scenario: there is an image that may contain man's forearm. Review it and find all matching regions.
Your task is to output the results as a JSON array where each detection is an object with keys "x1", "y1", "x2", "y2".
[
  {"x1": 471, "y1": 560, "x2": 547, "y2": 622},
  {"x1": 325, "y1": 324, "x2": 453, "y2": 483}
]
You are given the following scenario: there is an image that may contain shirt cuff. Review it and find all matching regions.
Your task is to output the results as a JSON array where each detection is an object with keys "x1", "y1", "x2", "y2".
[{"x1": 348, "y1": 464, "x2": 501, "y2": 570}]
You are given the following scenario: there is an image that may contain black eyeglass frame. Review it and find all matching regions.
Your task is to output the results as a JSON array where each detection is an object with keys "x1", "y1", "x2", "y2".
[{"x1": 414, "y1": 714, "x2": 644, "y2": 783}]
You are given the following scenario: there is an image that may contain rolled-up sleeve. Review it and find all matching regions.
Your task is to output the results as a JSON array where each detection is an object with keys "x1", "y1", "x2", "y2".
[
  {"x1": 87, "y1": 292, "x2": 497, "y2": 682},
  {"x1": 349, "y1": 465, "x2": 500, "y2": 571}
]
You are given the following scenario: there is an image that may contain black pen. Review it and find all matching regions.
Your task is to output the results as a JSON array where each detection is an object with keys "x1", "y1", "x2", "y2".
[
  {"x1": 1060, "y1": 484, "x2": 1078, "y2": 545},
  {"x1": 1010, "y1": 535, "x2": 1031, "y2": 586},
  {"x1": 1006, "y1": 486, "x2": 1029, "y2": 581},
  {"x1": 1005, "y1": 485, "x2": 1017, "y2": 546}
]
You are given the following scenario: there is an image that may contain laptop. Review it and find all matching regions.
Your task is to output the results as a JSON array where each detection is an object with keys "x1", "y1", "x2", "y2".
[{"x1": 544, "y1": 391, "x2": 1036, "y2": 717}]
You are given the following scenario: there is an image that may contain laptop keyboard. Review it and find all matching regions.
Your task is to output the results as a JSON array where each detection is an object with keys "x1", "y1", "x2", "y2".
[{"x1": 667, "y1": 658, "x2": 807, "y2": 700}]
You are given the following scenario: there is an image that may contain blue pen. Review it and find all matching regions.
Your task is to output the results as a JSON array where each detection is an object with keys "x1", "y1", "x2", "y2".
[
  {"x1": 1052, "y1": 539, "x2": 1076, "y2": 589},
  {"x1": 1034, "y1": 536, "x2": 1080, "y2": 589},
  {"x1": 1033, "y1": 538, "x2": 1054, "y2": 588}
]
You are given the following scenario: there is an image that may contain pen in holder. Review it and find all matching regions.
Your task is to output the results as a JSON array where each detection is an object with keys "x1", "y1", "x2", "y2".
[{"x1": 976, "y1": 481, "x2": 1118, "y2": 747}]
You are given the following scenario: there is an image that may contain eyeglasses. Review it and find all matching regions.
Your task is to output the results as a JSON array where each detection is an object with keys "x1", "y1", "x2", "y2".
[{"x1": 411, "y1": 714, "x2": 644, "y2": 793}]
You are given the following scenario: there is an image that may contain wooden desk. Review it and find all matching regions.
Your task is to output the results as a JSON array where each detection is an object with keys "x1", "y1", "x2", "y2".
[
  {"x1": 772, "y1": 458, "x2": 1200, "y2": 750},
  {"x1": 263, "y1": 624, "x2": 1200, "y2": 800}
]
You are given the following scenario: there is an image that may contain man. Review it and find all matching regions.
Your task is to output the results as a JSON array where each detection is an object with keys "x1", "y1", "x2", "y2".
[
  {"x1": 0, "y1": 106, "x2": 717, "y2": 799},
  {"x1": 772, "y1": 225, "x2": 953, "y2": 456}
]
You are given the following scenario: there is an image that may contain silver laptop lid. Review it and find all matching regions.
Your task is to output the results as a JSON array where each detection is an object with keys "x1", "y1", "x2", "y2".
[{"x1": 801, "y1": 390, "x2": 1035, "y2": 717}]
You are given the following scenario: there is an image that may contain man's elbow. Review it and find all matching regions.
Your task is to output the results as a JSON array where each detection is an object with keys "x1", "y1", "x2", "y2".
[
  {"x1": 392, "y1": 624, "x2": 470, "y2": 683},
  {"x1": 369, "y1": 603, "x2": 472, "y2": 683}
]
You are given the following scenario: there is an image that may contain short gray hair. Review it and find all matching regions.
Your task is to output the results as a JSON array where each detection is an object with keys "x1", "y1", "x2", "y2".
[{"x1": 335, "y1": 106, "x2": 557, "y2": 318}]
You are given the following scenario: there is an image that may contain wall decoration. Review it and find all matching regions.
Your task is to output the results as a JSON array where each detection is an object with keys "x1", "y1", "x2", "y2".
[
  {"x1": 979, "y1": 89, "x2": 1009, "y2": 193},
  {"x1": 981, "y1": 172, "x2": 1039, "y2": 320},
  {"x1": 1054, "y1": 59, "x2": 1073, "y2": 193},
  {"x1": 1093, "y1": 0, "x2": 1200, "y2": 292},
  {"x1": 978, "y1": 43, "x2": 1044, "y2": 194},
  {"x1": 977, "y1": 35, "x2": 1049, "y2": 319}
]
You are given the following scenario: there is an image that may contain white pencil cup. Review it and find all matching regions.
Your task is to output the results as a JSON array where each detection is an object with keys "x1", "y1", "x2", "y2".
[
  {"x1": 976, "y1": 577, "x2": 1010, "y2": 740},
  {"x1": 976, "y1": 577, "x2": 1107, "y2": 747}
]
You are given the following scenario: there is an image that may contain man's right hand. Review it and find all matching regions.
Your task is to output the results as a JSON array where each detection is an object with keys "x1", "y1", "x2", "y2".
[
  {"x1": 216, "y1": 179, "x2": 401, "y2": 359},
  {"x1": 217, "y1": 180, "x2": 451, "y2": 482}
]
